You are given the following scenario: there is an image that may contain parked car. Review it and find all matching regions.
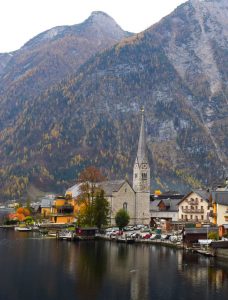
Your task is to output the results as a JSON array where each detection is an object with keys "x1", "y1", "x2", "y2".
[
  {"x1": 161, "y1": 234, "x2": 170, "y2": 240},
  {"x1": 150, "y1": 234, "x2": 161, "y2": 240},
  {"x1": 105, "y1": 227, "x2": 119, "y2": 237},
  {"x1": 133, "y1": 224, "x2": 144, "y2": 230},
  {"x1": 129, "y1": 232, "x2": 140, "y2": 238},
  {"x1": 140, "y1": 227, "x2": 151, "y2": 233},
  {"x1": 124, "y1": 226, "x2": 134, "y2": 231},
  {"x1": 143, "y1": 233, "x2": 151, "y2": 239}
]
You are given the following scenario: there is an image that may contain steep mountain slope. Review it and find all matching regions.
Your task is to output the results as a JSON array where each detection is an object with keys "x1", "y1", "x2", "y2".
[
  {"x1": 0, "y1": 53, "x2": 13, "y2": 75},
  {"x1": 0, "y1": 0, "x2": 228, "y2": 199},
  {"x1": 0, "y1": 11, "x2": 131, "y2": 129}
]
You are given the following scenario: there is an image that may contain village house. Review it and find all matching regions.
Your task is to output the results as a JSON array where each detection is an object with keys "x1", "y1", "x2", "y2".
[
  {"x1": 150, "y1": 192, "x2": 183, "y2": 230},
  {"x1": 40, "y1": 194, "x2": 79, "y2": 224},
  {"x1": 178, "y1": 190, "x2": 211, "y2": 224},
  {"x1": 211, "y1": 190, "x2": 228, "y2": 226},
  {"x1": 49, "y1": 195, "x2": 78, "y2": 224}
]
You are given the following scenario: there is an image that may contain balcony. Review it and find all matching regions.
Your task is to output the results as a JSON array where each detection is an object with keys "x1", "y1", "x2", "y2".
[
  {"x1": 186, "y1": 200, "x2": 199, "y2": 205},
  {"x1": 52, "y1": 204, "x2": 74, "y2": 214},
  {"x1": 182, "y1": 208, "x2": 204, "y2": 213}
]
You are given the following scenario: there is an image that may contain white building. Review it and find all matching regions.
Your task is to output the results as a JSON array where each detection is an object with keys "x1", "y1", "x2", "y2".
[{"x1": 178, "y1": 190, "x2": 211, "y2": 223}]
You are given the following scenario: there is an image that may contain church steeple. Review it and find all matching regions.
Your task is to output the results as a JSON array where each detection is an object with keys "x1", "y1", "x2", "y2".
[
  {"x1": 133, "y1": 107, "x2": 150, "y2": 193},
  {"x1": 135, "y1": 106, "x2": 148, "y2": 166}
]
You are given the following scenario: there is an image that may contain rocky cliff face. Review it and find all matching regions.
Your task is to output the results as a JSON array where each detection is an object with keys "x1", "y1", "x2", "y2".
[
  {"x1": 148, "y1": 0, "x2": 228, "y2": 175},
  {"x1": 0, "y1": 0, "x2": 227, "y2": 199}
]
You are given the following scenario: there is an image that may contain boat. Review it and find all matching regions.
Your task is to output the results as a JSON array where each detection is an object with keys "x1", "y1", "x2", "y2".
[
  {"x1": 196, "y1": 249, "x2": 215, "y2": 257},
  {"x1": 15, "y1": 226, "x2": 32, "y2": 232},
  {"x1": 48, "y1": 231, "x2": 57, "y2": 237},
  {"x1": 58, "y1": 231, "x2": 74, "y2": 240}
]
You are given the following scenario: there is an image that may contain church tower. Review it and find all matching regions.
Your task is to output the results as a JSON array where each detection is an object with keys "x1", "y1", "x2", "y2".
[{"x1": 133, "y1": 107, "x2": 150, "y2": 224}]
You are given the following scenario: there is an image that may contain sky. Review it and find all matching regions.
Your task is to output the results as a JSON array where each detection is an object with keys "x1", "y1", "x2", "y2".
[{"x1": 0, "y1": 0, "x2": 186, "y2": 53}]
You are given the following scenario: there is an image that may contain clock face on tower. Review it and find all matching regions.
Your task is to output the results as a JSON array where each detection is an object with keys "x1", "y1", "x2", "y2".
[{"x1": 142, "y1": 164, "x2": 147, "y2": 169}]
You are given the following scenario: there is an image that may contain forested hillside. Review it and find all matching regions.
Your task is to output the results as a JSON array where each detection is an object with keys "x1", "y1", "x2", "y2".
[{"x1": 0, "y1": 0, "x2": 227, "y2": 199}]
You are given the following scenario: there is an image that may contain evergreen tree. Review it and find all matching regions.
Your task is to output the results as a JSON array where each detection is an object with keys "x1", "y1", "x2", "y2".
[
  {"x1": 115, "y1": 209, "x2": 130, "y2": 230},
  {"x1": 93, "y1": 190, "x2": 110, "y2": 230}
]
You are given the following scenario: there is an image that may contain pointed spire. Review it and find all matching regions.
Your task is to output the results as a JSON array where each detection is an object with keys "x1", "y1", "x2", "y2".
[{"x1": 136, "y1": 106, "x2": 148, "y2": 166}]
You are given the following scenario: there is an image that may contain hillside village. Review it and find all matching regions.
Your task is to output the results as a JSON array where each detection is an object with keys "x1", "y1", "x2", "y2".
[{"x1": 2, "y1": 109, "x2": 228, "y2": 242}]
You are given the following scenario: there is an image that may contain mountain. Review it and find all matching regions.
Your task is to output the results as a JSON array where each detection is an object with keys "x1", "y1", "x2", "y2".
[
  {"x1": 0, "y1": 11, "x2": 131, "y2": 129},
  {"x1": 0, "y1": 0, "x2": 228, "y2": 199}
]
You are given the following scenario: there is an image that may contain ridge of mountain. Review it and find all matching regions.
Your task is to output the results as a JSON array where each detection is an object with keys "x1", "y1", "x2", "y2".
[
  {"x1": 0, "y1": 11, "x2": 132, "y2": 129},
  {"x1": 0, "y1": 0, "x2": 228, "y2": 199}
]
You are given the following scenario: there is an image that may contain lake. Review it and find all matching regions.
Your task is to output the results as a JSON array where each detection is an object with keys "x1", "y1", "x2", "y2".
[{"x1": 0, "y1": 229, "x2": 228, "y2": 300}]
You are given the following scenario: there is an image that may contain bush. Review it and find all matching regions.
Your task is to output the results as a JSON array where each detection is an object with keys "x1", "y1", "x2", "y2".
[
  {"x1": 115, "y1": 209, "x2": 130, "y2": 229},
  {"x1": 208, "y1": 231, "x2": 219, "y2": 240}
]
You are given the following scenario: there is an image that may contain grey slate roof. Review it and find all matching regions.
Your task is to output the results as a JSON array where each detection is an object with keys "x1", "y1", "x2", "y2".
[
  {"x1": 193, "y1": 190, "x2": 210, "y2": 201},
  {"x1": 163, "y1": 199, "x2": 180, "y2": 212},
  {"x1": 66, "y1": 183, "x2": 82, "y2": 198},
  {"x1": 179, "y1": 190, "x2": 210, "y2": 204},
  {"x1": 212, "y1": 191, "x2": 228, "y2": 206},
  {"x1": 150, "y1": 200, "x2": 162, "y2": 211},
  {"x1": 98, "y1": 180, "x2": 127, "y2": 196},
  {"x1": 150, "y1": 199, "x2": 179, "y2": 212},
  {"x1": 41, "y1": 198, "x2": 54, "y2": 208},
  {"x1": 135, "y1": 111, "x2": 148, "y2": 166}
]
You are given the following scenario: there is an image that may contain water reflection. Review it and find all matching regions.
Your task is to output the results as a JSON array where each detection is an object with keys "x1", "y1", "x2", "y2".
[
  {"x1": 178, "y1": 251, "x2": 228, "y2": 294},
  {"x1": 0, "y1": 231, "x2": 228, "y2": 300}
]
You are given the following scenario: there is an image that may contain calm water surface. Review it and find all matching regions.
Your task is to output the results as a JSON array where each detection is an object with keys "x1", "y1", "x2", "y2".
[{"x1": 0, "y1": 229, "x2": 228, "y2": 300}]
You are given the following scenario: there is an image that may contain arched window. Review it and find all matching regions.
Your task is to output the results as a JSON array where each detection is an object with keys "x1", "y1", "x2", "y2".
[
  {"x1": 123, "y1": 202, "x2": 128, "y2": 212},
  {"x1": 142, "y1": 173, "x2": 147, "y2": 180}
]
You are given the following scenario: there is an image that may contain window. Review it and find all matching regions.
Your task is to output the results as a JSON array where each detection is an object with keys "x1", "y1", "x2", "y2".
[
  {"x1": 181, "y1": 214, "x2": 184, "y2": 219},
  {"x1": 125, "y1": 188, "x2": 127, "y2": 193},
  {"x1": 135, "y1": 173, "x2": 138, "y2": 178},
  {"x1": 142, "y1": 173, "x2": 147, "y2": 180},
  {"x1": 201, "y1": 215, "x2": 204, "y2": 220},
  {"x1": 123, "y1": 202, "x2": 128, "y2": 212},
  {"x1": 190, "y1": 215, "x2": 193, "y2": 219}
]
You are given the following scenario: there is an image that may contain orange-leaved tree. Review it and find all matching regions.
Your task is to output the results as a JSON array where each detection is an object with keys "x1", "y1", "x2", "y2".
[{"x1": 77, "y1": 166, "x2": 106, "y2": 226}]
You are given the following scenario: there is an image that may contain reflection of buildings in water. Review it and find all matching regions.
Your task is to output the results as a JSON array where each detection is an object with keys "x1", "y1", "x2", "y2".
[
  {"x1": 106, "y1": 243, "x2": 150, "y2": 300},
  {"x1": 177, "y1": 251, "x2": 227, "y2": 291}
]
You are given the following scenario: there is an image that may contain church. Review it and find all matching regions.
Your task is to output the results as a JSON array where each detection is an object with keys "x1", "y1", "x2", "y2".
[{"x1": 66, "y1": 109, "x2": 151, "y2": 225}]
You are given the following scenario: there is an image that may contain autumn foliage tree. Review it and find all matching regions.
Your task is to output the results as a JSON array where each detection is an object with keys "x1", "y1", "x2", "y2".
[
  {"x1": 7, "y1": 207, "x2": 31, "y2": 223},
  {"x1": 77, "y1": 166, "x2": 109, "y2": 227}
]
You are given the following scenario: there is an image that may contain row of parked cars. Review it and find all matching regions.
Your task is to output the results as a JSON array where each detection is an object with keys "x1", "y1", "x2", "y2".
[
  {"x1": 105, "y1": 225, "x2": 149, "y2": 237},
  {"x1": 105, "y1": 226, "x2": 183, "y2": 242}
]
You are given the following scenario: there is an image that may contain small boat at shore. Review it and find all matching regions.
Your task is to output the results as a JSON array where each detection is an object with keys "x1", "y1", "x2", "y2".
[
  {"x1": 58, "y1": 231, "x2": 74, "y2": 240},
  {"x1": 15, "y1": 226, "x2": 32, "y2": 232}
]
